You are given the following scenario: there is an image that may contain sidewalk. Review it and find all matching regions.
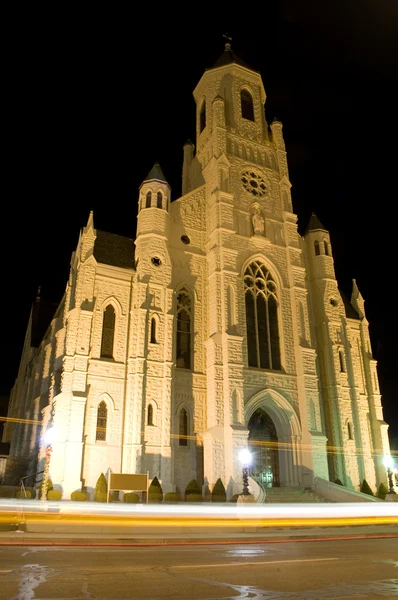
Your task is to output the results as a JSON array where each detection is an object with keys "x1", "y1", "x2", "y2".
[{"x1": 0, "y1": 524, "x2": 397, "y2": 545}]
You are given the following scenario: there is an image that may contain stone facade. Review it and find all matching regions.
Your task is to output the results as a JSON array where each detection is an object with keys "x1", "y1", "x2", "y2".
[{"x1": 3, "y1": 45, "x2": 391, "y2": 498}]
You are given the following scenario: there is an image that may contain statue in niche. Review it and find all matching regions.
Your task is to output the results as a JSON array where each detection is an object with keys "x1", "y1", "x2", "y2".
[{"x1": 252, "y1": 207, "x2": 265, "y2": 236}]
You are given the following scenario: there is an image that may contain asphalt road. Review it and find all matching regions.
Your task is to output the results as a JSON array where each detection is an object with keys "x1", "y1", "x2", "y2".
[{"x1": 1, "y1": 538, "x2": 397, "y2": 599}]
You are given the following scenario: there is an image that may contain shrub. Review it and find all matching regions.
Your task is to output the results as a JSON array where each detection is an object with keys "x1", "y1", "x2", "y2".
[
  {"x1": 94, "y1": 473, "x2": 108, "y2": 502},
  {"x1": 148, "y1": 477, "x2": 163, "y2": 503},
  {"x1": 185, "y1": 480, "x2": 203, "y2": 502},
  {"x1": 0, "y1": 486, "x2": 19, "y2": 498},
  {"x1": 360, "y1": 479, "x2": 374, "y2": 496},
  {"x1": 164, "y1": 492, "x2": 180, "y2": 503},
  {"x1": 47, "y1": 490, "x2": 62, "y2": 501},
  {"x1": 124, "y1": 492, "x2": 140, "y2": 503},
  {"x1": 377, "y1": 482, "x2": 389, "y2": 500},
  {"x1": 15, "y1": 489, "x2": 34, "y2": 499},
  {"x1": 334, "y1": 479, "x2": 344, "y2": 486},
  {"x1": 211, "y1": 478, "x2": 226, "y2": 502},
  {"x1": 71, "y1": 491, "x2": 89, "y2": 501},
  {"x1": 229, "y1": 494, "x2": 240, "y2": 503}
]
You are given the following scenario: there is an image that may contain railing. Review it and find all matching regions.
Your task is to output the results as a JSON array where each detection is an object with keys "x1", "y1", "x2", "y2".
[{"x1": 19, "y1": 470, "x2": 44, "y2": 499}]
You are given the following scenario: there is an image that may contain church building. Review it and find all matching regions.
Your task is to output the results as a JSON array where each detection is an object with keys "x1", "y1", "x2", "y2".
[{"x1": 3, "y1": 43, "x2": 391, "y2": 499}]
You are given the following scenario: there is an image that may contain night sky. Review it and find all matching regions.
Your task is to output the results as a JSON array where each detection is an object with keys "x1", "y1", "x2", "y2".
[{"x1": 2, "y1": 4, "x2": 397, "y2": 446}]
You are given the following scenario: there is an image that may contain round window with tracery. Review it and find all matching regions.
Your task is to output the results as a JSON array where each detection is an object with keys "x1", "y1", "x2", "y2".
[{"x1": 241, "y1": 171, "x2": 267, "y2": 197}]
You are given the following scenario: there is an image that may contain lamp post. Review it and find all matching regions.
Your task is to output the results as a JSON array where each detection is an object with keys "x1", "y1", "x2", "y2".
[
  {"x1": 384, "y1": 455, "x2": 396, "y2": 494},
  {"x1": 40, "y1": 427, "x2": 56, "y2": 501},
  {"x1": 238, "y1": 448, "x2": 252, "y2": 495}
]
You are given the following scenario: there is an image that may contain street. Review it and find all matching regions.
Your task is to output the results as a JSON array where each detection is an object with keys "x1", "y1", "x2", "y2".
[{"x1": 1, "y1": 538, "x2": 397, "y2": 599}]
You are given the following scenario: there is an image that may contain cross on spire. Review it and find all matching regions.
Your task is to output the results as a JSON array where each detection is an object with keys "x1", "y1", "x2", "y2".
[{"x1": 223, "y1": 32, "x2": 232, "y2": 51}]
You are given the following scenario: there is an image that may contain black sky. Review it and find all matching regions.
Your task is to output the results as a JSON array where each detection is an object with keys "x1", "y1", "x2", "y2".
[{"x1": 2, "y1": 3, "x2": 398, "y2": 443}]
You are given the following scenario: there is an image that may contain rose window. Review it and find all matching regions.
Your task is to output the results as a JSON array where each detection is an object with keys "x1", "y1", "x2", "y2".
[{"x1": 241, "y1": 171, "x2": 267, "y2": 197}]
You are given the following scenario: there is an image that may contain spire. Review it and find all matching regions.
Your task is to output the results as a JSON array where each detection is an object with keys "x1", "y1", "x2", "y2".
[
  {"x1": 211, "y1": 34, "x2": 254, "y2": 71},
  {"x1": 86, "y1": 210, "x2": 94, "y2": 230},
  {"x1": 143, "y1": 162, "x2": 169, "y2": 186},
  {"x1": 351, "y1": 278, "x2": 365, "y2": 319},
  {"x1": 305, "y1": 213, "x2": 328, "y2": 234}
]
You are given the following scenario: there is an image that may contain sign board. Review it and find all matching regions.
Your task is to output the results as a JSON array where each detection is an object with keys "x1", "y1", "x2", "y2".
[{"x1": 107, "y1": 472, "x2": 149, "y2": 503}]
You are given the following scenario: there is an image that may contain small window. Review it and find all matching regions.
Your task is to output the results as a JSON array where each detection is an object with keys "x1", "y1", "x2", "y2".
[
  {"x1": 151, "y1": 257, "x2": 161, "y2": 266},
  {"x1": 347, "y1": 421, "x2": 353, "y2": 440},
  {"x1": 314, "y1": 240, "x2": 320, "y2": 256},
  {"x1": 146, "y1": 191, "x2": 152, "y2": 208},
  {"x1": 181, "y1": 235, "x2": 190, "y2": 245},
  {"x1": 157, "y1": 191, "x2": 162, "y2": 209},
  {"x1": 96, "y1": 401, "x2": 107, "y2": 441},
  {"x1": 324, "y1": 240, "x2": 329, "y2": 256},
  {"x1": 241, "y1": 89, "x2": 254, "y2": 121},
  {"x1": 179, "y1": 408, "x2": 188, "y2": 446},
  {"x1": 339, "y1": 349, "x2": 346, "y2": 373},
  {"x1": 200, "y1": 100, "x2": 206, "y2": 133},
  {"x1": 150, "y1": 317, "x2": 157, "y2": 343},
  {"x1": 147, "y1": 404, "x2": 154, "y2": 426}
]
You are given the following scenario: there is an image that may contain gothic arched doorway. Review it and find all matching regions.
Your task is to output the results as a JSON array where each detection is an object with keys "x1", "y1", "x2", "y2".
[{"x1": 248, "y1": 408, "x2": 280, "y2": 487}]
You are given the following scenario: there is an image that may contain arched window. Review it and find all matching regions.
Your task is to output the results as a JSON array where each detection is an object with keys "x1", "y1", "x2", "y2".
[
  {"x1": 347, "y1": 421, "x2": 353, "y2": 440},
  {"x1": 324, "y1": 240, "x2": 329, "y2": 256},
  {"x1": 179, "y1": 408, "x2": 188, "y2": 446},
  {"x1": 100, "y1": 305, "x2": 115, "y2": 359},
  {"x1": 96, "y1": 401, "x2": 107, "y2": 441},
  {"x1": 147, "y1": 404, "x2": 154, "y2": 426},
  {"x1": 156, "y1": 191, "x2": 163, "y2": 209},
  {"x1": 200, "y1": 100, "x2": 206, "y2": 133},
  {"x1": 241, "y1": 89, "x2": 254, "y2": 121},
  {"x1": 244, "y1": 262, "x2": 281, "y2": 370},
  {"x1": 314, "y1": 240, "x2": 320, "y2": 256},
  {"x1": 146, "y1": 191, "x2": 152, "y2": 208},
  {"x1": 176, "y1": 288, "x2": 192, "y2": 369},
  {"x1": 150, "y1": 317, "x2": 157, "y2": 344},
  {"x1": 339, "y1": 349, "x2": 346, "y2": 373}
]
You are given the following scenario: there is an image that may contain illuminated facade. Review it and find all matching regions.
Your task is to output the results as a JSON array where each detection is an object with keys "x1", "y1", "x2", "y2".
[{"x1": 3, "y1": 45, "x2": 391, "y2": 498}]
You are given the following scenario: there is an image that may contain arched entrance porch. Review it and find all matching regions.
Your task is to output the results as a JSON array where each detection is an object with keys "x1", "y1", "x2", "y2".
[
  {"x1": 248, "y1": 408, "x2": 279, "y2": 487},
  {"x1": 245, "y1": 390, "x2": 302, "y2": 488}
]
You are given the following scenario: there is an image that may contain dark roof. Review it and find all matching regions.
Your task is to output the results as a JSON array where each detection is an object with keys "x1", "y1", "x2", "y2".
[
  {"x1": 31, "y1": 299, "x2": 58, "y2": 347},
  {"x1": 212, "y1": 46, "x2": 254, "y2": 71},
  {"x1": 94, "y1": 230, "x2": 135, "y2": 270},
  {"x1": 144, "y1": 162, "x2": 169, "y2": 185},
  {"x1": 340, "y1": 290, "x2": 360, "y2": 320},
  {"x1": 305, "y1": 213, "x2": 328, "y2": 234}
]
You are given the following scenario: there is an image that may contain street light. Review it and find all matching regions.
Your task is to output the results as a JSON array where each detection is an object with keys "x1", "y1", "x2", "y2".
[
  {"x1": 238, "y1": 448, "x2": 252, "y2": 495},
  {"x1": 383, "y1": 455, "x2": 396, "y2": 494},
  {"x1": 40, "y1": 426, "x2": 56, "y2": 501}
]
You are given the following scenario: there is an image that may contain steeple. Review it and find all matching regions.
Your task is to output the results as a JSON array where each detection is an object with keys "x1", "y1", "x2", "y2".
[
  {"x1": 211, "y1": 36, "x2": 255, "y2": 72},
  {"x1": 305, "y1": 213, "x2": 328, "y2": 234},
  {"x1": 142, "y1": 162, "x2": 170, "y2": 188}
]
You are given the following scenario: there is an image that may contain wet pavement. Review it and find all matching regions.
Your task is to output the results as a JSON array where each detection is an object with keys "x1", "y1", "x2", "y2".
[{"x1": 1, "y1": 537, "x2": 397, "y2": 599}]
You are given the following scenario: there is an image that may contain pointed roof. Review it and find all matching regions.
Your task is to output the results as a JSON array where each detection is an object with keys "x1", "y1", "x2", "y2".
[
  {"x1": 86, "y1": 210, "x2": 94, "y2": 230},
  {"x1": 143, "y1": 162, "x2": 169, "y2": 185},
  {"x1": 211, "y1": 42, "x2": 254, "y2": 72},
  {"x1": 305, "y1": 213, "x2": 328, "y2": 234}
]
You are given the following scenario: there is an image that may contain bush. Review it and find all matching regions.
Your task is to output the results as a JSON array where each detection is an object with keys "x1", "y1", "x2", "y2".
[
  {"x1": 15, "y1": 489, "x2": 34, "y2": 499},
  {"x1": 71, "y1": 491, "x2": 89, "y2": 501},
  {"x1": 124, "y1": 493, "x2": 140, "y2": 503},
  {"x1": 0, "y1": 486, "x2": 19, "y2": 498},
  {"x1": 211, "y1": 478, "x2": 226, "y2": 502},
  {"x1": 229, "y1": 494, "x2": 240, "y2": 503},
  {"x1": 164, "y1": 492, "x2": 180, "y2": 503},
  {"x1": 94, "y1": 473, "x2": 108, "y2": 502},
  {"x1": 185, "y1": 479, "x2": 202, "y2": 502},
  {"x1": 377, "y1": 482, "x2": 389, "y2": 500},
  {"x1": 148, "y1": 477, "x2": 163, "y2": 503},
  {"x1": 334, "y1": 479, "x2": 344, "y2": 486},
  {"x1": 47, "y1": 490, "x2": 62, "y2": 501},
  {"x1": 360, "y1": 479, "x2": 374, "y2": 496}
]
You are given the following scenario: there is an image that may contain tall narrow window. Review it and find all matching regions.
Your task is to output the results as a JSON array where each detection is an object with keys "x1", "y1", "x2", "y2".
[
  {"x1": 176, "y1": 288, "x2": 192, "y2": 369},
  {"x1": 179, "y1": 408, "x2": 188, "y2": 446},
  {"x1": 96, "y1": 401, "x2": 107, "y2": 441},
  {"x1": 150, "y1": 317, "x2": 157, "y2": 343},
  {"x1": 314, "y1": 240, "x2": 320, "y2": 256},
  {"x1": 241, "y1": 89, "x2": 254, "y2": 121},
  {"x1": 101, "y1": 305, "x2": 115, "y2": 358},
  {"x1": 347, "y1": 421, "x2": 353, "y2": 440},
  {"x1": 146, "y1": 191, "x2": 152, "y2": 208},
  {"x1": 299, "y1": 302, "x2": 306, "y2": 343},
  {"x1": 227, "y1": 285, "x2": 236, "y2": 332},
  {"x1": 200, "y1": 100, "x2": 206, "y2": 132},
  {"x1": 147, "y1": 404, "x2": 154, "y2": 426},
  {"x1": 324, "y1": 240, "x2": 329, "y2": 256},
  {"x1": 156, "y1": 191, "x2": 163, "y2": 209},
  {"x1": 244, "y1": 262, "x2": 281, "y2": 370},
  {"x1": 339, "y1": 349, "x2": 346, "y2": 373}
]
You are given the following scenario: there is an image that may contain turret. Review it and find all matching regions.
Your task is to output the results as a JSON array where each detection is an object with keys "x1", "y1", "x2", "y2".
[
  {"x1": 304, "y1": 213, "x2": 336, "y2": 283},
  {"x1": 137, "y1": 162, "x2": 171, "y2": 239}
]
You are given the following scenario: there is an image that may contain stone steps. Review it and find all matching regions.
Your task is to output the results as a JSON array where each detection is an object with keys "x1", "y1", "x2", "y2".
[{"x1": 264, "y1": 487, "x2": 327, "y2": 503}]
